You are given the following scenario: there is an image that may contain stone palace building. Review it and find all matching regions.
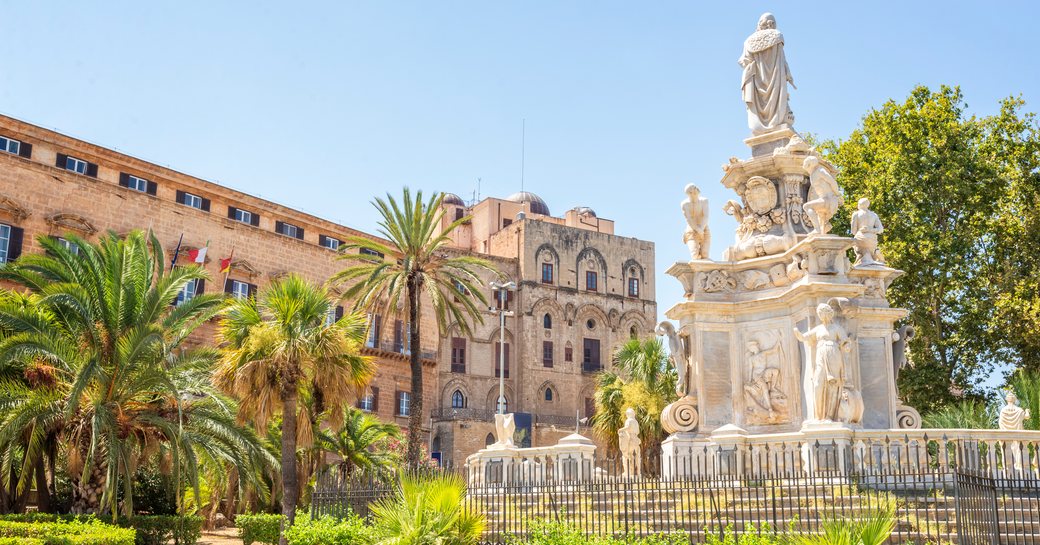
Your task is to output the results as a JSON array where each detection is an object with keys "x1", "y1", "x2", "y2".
[{"x1": 0, "y1": 114, "x2": 656, "y2": 464}]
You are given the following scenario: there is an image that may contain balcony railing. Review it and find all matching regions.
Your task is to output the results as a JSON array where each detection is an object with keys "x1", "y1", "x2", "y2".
[
  {"x1": 364, "y1": 340, "x2": 436, "y2": 360},
  {"x1": 431, "y1": 408, "x2": 591, "y2": 428},
  {"x1": 582, "y1": 362, "x2": 603, "y2": 374}
]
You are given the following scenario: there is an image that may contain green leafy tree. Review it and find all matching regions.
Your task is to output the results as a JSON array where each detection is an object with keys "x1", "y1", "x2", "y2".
[
  {"x1": 370, "y1": 472, "x2": 484, "y2": 545},
  {"x1": 316, "y1": 407, "x2": 401, "y2": 477},
  {"x1": 0, "y1": 231, "x2": 255, "y2": 519},
  {"x1": 922, "y1": 400, "x2": 997, "y2": 429},
  {"x1": 1009, "y1": 369, "x2": 1040, "y2": 431},
  {"x1": 591, "y1": 338, "x2": 676, "y2": 473},
  {"x1": 821, "y1": 85, "x2": 1040, "y2": 410},
  {"x1": 331, "y1": 188, "x2": 497, "y2": 466},
  {"x1": 215, "y1": 274, "x2": 373, "y2": 543}
]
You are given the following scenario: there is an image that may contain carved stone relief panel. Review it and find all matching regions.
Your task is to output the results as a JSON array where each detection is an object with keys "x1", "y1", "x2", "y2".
[{"x1": 740, "y1": 328, "x2": 793, "y2": 426}]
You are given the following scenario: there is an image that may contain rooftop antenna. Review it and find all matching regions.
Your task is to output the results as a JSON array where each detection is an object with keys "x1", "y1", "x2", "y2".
[
  {"x1": 517, "y1": 119, "x2": 528, "y2": 221},
  {"x1": 476, "y1": 177, "x2": 481, "y2": 204}
]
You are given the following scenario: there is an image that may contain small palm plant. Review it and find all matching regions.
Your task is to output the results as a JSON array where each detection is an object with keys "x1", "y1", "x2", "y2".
[
  {"x1": 370, "y1": 472, "x2": 484, "y2": 545},
  {"x1": 317, "y1": 406, "x2": 401, "y2": 477},
  {"x1": 793, "y1": 504, "x2": 895, "y2": 545},
  {"x1": 922, "y1": 400, "x2": 997, "y2": 429}
]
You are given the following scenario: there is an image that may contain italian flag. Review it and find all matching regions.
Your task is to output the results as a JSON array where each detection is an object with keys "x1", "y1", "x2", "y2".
[{"x1": 187, "y1": 246, "x2": 207, "y2": 264}]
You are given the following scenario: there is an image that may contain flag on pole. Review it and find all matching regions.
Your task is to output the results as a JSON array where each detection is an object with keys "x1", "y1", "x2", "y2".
[
  {"x1": 219, "y1": 250, "x2": 234, "y2": 275},
  {"x1": 169, "y1": 234, "x2": 184, "y2": 271},
  {"x1": 187, "y1": 246, "x2": 207, "y2": 264}
]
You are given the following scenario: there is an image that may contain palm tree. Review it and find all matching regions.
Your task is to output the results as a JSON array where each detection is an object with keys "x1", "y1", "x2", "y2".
[
  {"x1": 215, "y1": 274, "x2": 374, "y2": 542},
  {"x1": 331, "y1": 188, "x2": 497, "y2": 466},
  {"x1": 370, "y1": 472, "x2": 484, "y2": 545},
  {"x1": 922, "y1": 400, "x2": 997, "y2": 429},
  {"x1": 0, "y1": 231, "x2": 239, "y2": 518},
  {"x1": 317, "y1": 406, "x2": 400, "y2": 478},
  {"x1": 591, "y1": 338, "x2": 677, "y2": 472},
  {"x1": 1009, "y1": 369, "x2": 1040, "y2": 431}
]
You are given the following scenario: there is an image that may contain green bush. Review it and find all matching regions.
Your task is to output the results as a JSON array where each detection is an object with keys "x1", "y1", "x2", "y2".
[
  {"x1": 237, "y1": 514, "x2": 283, "y2": 545},
  {"x1": 0, "y1": 519, "x2": 135, "y2": 545},
  {"x1": 285, "y1": 514, "x2": 374, "y2": 545},
  {"x1": 706, "y1": 523, "x2": 788, "y2": 545},
  {"x1": 516, "y1": 519, "x2": 687, "y2": 545},
  {"x1": 118, "y1": 515, "x2": 203, "y2": 545}
]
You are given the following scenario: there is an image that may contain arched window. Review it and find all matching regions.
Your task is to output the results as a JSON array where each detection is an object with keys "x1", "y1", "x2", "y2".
[
  {"x1": 544, "y1": 388, "x2": 553, "y2": 402},
  {"x1": 485, "y1": 433, "x2": 495, "y2": 447},
  {"x1": 451, "y1": 390, "x2": 465, "y2": 409},
  {"x1": 630, "y1": 326, "x2": 638, "y2": 339},
  {"x1": 543, "y1": 313, "x2": 552, "y2": 329},
  {"x1": 432, "y1": 436, "x2": 442, "y2": 453}
]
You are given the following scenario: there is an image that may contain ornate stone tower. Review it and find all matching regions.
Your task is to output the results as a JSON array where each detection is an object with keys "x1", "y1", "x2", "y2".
[{"x1": 659, "y1": 13, "x2": 919, "y2": 474}]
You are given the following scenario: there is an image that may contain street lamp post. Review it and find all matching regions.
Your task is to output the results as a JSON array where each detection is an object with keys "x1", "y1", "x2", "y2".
[{"x1": 489, "y1": 280, "x2": 516, "y2": 414}]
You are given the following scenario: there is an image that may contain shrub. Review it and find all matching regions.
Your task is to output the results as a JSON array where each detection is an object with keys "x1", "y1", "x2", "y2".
[
  {"x1": 119, "y1": 515, "x2": 203, "y2": 545},
  {"x1": 513, "y1": 519, "x2": 687, "y2": 545},
  {"x1": 285, "y1": 513, "x2": 374, "y2": 545},
  {"x1": 370, "y1": 473, "x2": 484, "y2": 545},
  {"x1": 237, "y1": 514, "x2": 283, "y2": 545},
  {"x1": 0, "y1": 519, "x2": 135, "y2": 545}
]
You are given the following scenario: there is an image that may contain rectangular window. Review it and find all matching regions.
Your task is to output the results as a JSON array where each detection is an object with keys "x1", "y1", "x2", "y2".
[
  {"x1": 583, "y1": 338, "x2": 601, "y2": 373},
  {"x1": 628, "y1": 277, "x2": 639, "y2": 297},
  {"x1": 565, "y1": 346, "x2": 573, "y2": 362},
  {"x1": 56, "y1": 154, "x2": 97, "y2": 177},
  {"x1": 319, "y1": 234, "x2": 341, "y2": 250},
  {"x1": 358, "y1": 387, "x2": 379, "y2": 412},
  {"x1": 55, "y1": 237, "x2": 80, "y2": 255},
  {"x1": 393, "y1": 320, "x2": 404, "y2": 353},
  {"x1": 227, "y1": 206, "x2": 260, "y2": 226},
  {"x1": 450, "y1": 337, "x2": 466, "y2": 373},
  {"x1": 541, "y1": 263, "x2": 553, "y2": 284},
  {"x1": 586, "y1": 271, "x2": 598, "y2": 292},
  {"x1": 225, "y1": 279, "x2": 254, "y2": 300},
  {"x1": 119, "y1": 173, "x2": 157, "y2": 195},
  {"x1": 0, "y1": 224, "x2": 23, "y2": 263},
  {"x1": 0, "y1": 224, "x2": 9, "y2": 263},
  {"x1": 234, "y1": 208, "x2": 252, "y2": 224},
  {"x1": 0, "y1": 136, "x2": 20, "y2": 155},
  {"x1": 367, "y1": 314, "x2": 381, "y2": 348},
  {"x1": 176, "y1": 190, "x2": 210, "y2": 211},
  {"x1": 502, "y1": 218, "x2": 512, "y2": 228},
  {"x1": 543, "y1": 341, "x2": 554, "y2": 367},
  {"x1": 176, "y1": 278, "x2": 205, "y2": 306},
  {"x1": 275, "y1": 221, "x2": 304, "y2": 240},
  {"x1": 455, "y1": 208, "x2": 465, "y2": 221},
  {"x1": 493, "y1": 289, "x2": 514, "y2": 311},
  {"x1": 65, "y1": 156, "x2": 87, "y2": 174},
  {"x1": 495, "y1": 342, "x2": 510, "y2": 378},
  {"x1": 360, "y1": 247, "x2": 384, "y2": 259},
  {"x1": 397, "y1": 391, "x2": 411, "y2": 417}
]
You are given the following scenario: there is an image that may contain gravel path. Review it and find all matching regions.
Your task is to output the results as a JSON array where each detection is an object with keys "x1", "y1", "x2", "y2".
[{"x1": 199, "y1": 529, "x2": 243, "y2": 545}]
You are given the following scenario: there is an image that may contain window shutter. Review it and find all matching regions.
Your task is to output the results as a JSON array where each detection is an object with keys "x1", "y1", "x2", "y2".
[
  {"x1": 275, "y1": 221, "x2": 284, "y2": 235},
  {"x1": 248, "y1": 283, "x2": 258, "y2": 299},
  {"x1": 7, "y1": 227, "x2": 24, "y2": 261},
  {"x1": 224, "y1": 278, "x2": 233, "y2": 294},
  {"x1": 85, "y1": 162, "x2": 98, "y2": 178},
  {"x1": 201, "y1": 198, "x2": 211, "y2": 212},
  {"x1": 318, "y1": 234, "x2": 328, "y2": 247},
  {"x1": 17, "y1": 142, "x2": 31, "y2": 159},
  {"x1": 195, "y1": 279, "x2": 206, "y2": 294},
  {"x1": 250, "y1": 213, "x2": 260, "y2": 227},
  {"x1": 228, "y1": 206, "x2": 238, "y2": 219},
  {"x1": 119, "y1": 173, "x2": 130, "y2": 188},
  {"x1": 55, "y1": 153, "x2": 67, "y2": 168},
  {"x1": 371, "y1": 387, "x2": 380, "y2": 412},
  {"x1": 395, "y1": 391, "x2": 402, "y2": 415},
  {"x1": 146, "y1": 181, "x2": 157, "y2": 195},
  {"x1": 335, "y1": 306, "x2": 344, "y2": 321},
  {"x1": 176, "y1": 190, "x2": 186, "y2": 205},
  {"x1": 296, "y1": 227, "x2": 304, "y2": 240}
]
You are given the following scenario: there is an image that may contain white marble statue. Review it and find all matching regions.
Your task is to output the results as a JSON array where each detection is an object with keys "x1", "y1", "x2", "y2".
[
  {"x1": 682, "y1": 184, "x2": 711, "y2": 260},
  {"x1": 658, "y1": 321, "x2": 692, "y2": 397},
  {"x1": 739, "y1": 13, "x2": 796, "y2": 135},
  {"x1": 743, "y1": 340, "x2": 784, "y2": 421},
  {"x1": 494, "y1": 412, "x2": 516, "y2": 448},
  {"x1": 794, "y1": 303, "x2": 853, "y2": 422},
  {"x1": 618, "y1": 407, "x2": 642, "y2": 478},
  {"x1": 999, "y1": 391, "x2": 1031, "y2": 431},
  {"x1": 802, "y1": 156, "x2": 843, "y2": 236},
  {"x1": 851, "y1": 198, "x2": 885, "y2": 265},
  {"x1": 837, "y1": 387, "x2": 864, "y2": 425}
]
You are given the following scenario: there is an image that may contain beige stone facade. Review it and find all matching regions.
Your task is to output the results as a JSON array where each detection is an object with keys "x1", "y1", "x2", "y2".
[{"x1": 433, "y1": 193, "x2": 657, "y2": 465}]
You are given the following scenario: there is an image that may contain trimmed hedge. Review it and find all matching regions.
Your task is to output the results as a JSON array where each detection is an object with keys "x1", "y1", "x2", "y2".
[
  {"x1": 0, "y1": 519, "x2": 135, "y2": 545},
  {"x1": 284, "y1": 514, "x2": 374, "y2": 545},
  {"x1": 118, "y1": 516, "x2": 202, "y2": 545},
  {"x1": 236, "y1": 514, "x2": 283, "y2": 545}
]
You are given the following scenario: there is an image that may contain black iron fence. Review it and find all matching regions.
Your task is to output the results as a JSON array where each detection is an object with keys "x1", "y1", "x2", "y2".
[{"x1": 312, "y1": 439, "x2": 1040, "y2": 545}]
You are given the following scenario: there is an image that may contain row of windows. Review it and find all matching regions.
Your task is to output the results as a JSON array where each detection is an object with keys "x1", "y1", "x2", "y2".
[
  {"x1": 540, "y1": 263, "x2": 641, "y2": 297},
  {"x1": 3, "y1": 134, "x2": 366, "y2": 258},
  {"x1": 356, "y1": 386, "x2": 412, "y2": 417},
  {"x1": 364, "y1": 314, "x2": 413, "y2": 355},
  {"x1": 448, "y1": 336, "x2": 601, "y2": 373}
]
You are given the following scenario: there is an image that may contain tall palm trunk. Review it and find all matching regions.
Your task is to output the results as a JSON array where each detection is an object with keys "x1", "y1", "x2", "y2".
[
  {"x1": 279, "y1": 387, "x2": 299, "y2": 545},
  {"x1": 405, "y1": 276, "x2": 424, "y2": 467},
  {"x1": 33, "y1": 454, "x2": 50, "y2": 512}
]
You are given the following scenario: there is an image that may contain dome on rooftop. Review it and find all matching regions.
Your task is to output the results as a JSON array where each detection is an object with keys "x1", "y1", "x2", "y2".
[
  {"x1": 442, "y1": 193, "x2": 465, "y2": 206},
  {"x1": 506, "y1": 191, "x2": 550, "y2": 216},
  {"x1": 572, "y1": 206, "x2": 596, "y2": 217}
]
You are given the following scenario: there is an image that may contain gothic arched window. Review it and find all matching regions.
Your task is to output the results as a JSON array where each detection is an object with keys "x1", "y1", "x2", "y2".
[{"x1": 451, "y1": 390, "x2": 465, "y2": 409}]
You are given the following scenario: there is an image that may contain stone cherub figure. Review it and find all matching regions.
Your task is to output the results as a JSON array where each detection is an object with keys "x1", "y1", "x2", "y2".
[
  {"x1": 657, "y1": 321, "x2": 692, "y2": 397},
  {"x1": 739, "y1": 13, "x2": 796, "y2": 135},
  {"x1": 794, "y1": 303, "x2": 853, "y2": 422},
  {"x1": 493, "y1": 412, "x2": 516, "y2": 448},
  {"x1": 802, "y1": 156, "x2": 843, "y2": 236},
  {"x1": 850, "y1": 198, "x2": 885, "y2": 266},
  {"x1": 682, "y1": 184, "x2": 711, "y2": 260},
  {"x1": 618, "y1": 407, "x2": 642, "y2": 478}
]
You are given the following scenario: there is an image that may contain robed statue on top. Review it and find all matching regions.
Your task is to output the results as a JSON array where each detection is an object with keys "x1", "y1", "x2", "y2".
[{"x1": 739, "y1": 13, "x2": 796, "y2": 135}]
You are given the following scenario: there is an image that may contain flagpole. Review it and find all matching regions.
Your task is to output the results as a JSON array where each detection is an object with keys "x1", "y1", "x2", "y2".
[
  {"x1": 170, "y1": 233, "x2": 184, "y2": 271},
  {"x1": 192, "y1": 239, "x2": 210, "y2": 298},
  {"x1": 221, "y1": 247, "x2": 235, "y2": 291}
]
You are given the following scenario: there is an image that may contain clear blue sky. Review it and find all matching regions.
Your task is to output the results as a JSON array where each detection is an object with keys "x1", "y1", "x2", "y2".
[{"x1": 2, "y1": 1, "x2": 1038, "y2": 339}]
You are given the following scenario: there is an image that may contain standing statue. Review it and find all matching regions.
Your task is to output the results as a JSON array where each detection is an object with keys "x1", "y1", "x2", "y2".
[
  {"x1": 618, "y1": 407, "x2": 642, "y2": 478},
  {"x1": 802, "y1": 156, "x2": 843, "y2": 235},
  {"x1": 851, "y1": 198, "x2": 885, "y2": 265},
  {"x1": 743, "y1": 340, "x2": 785, "y2": 421},
  {"x1": 658, "y1": 321, "x2": 692, "y2": 397},
  {"x1": 682, "y1": 184, "x2": 711, "y2": 260},
  {"x1": 493, "y1": 413, "x2": 516, "y2": 448},
  {"x1": 794, "y1": 303, "x2": 853, "y2": 422},
  {"x1": 999, "y1": 391, "x2": 1031, "y2": 431},
  {"x1": 739, "y1": 13, "x2": 796, "y2": 135}
]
